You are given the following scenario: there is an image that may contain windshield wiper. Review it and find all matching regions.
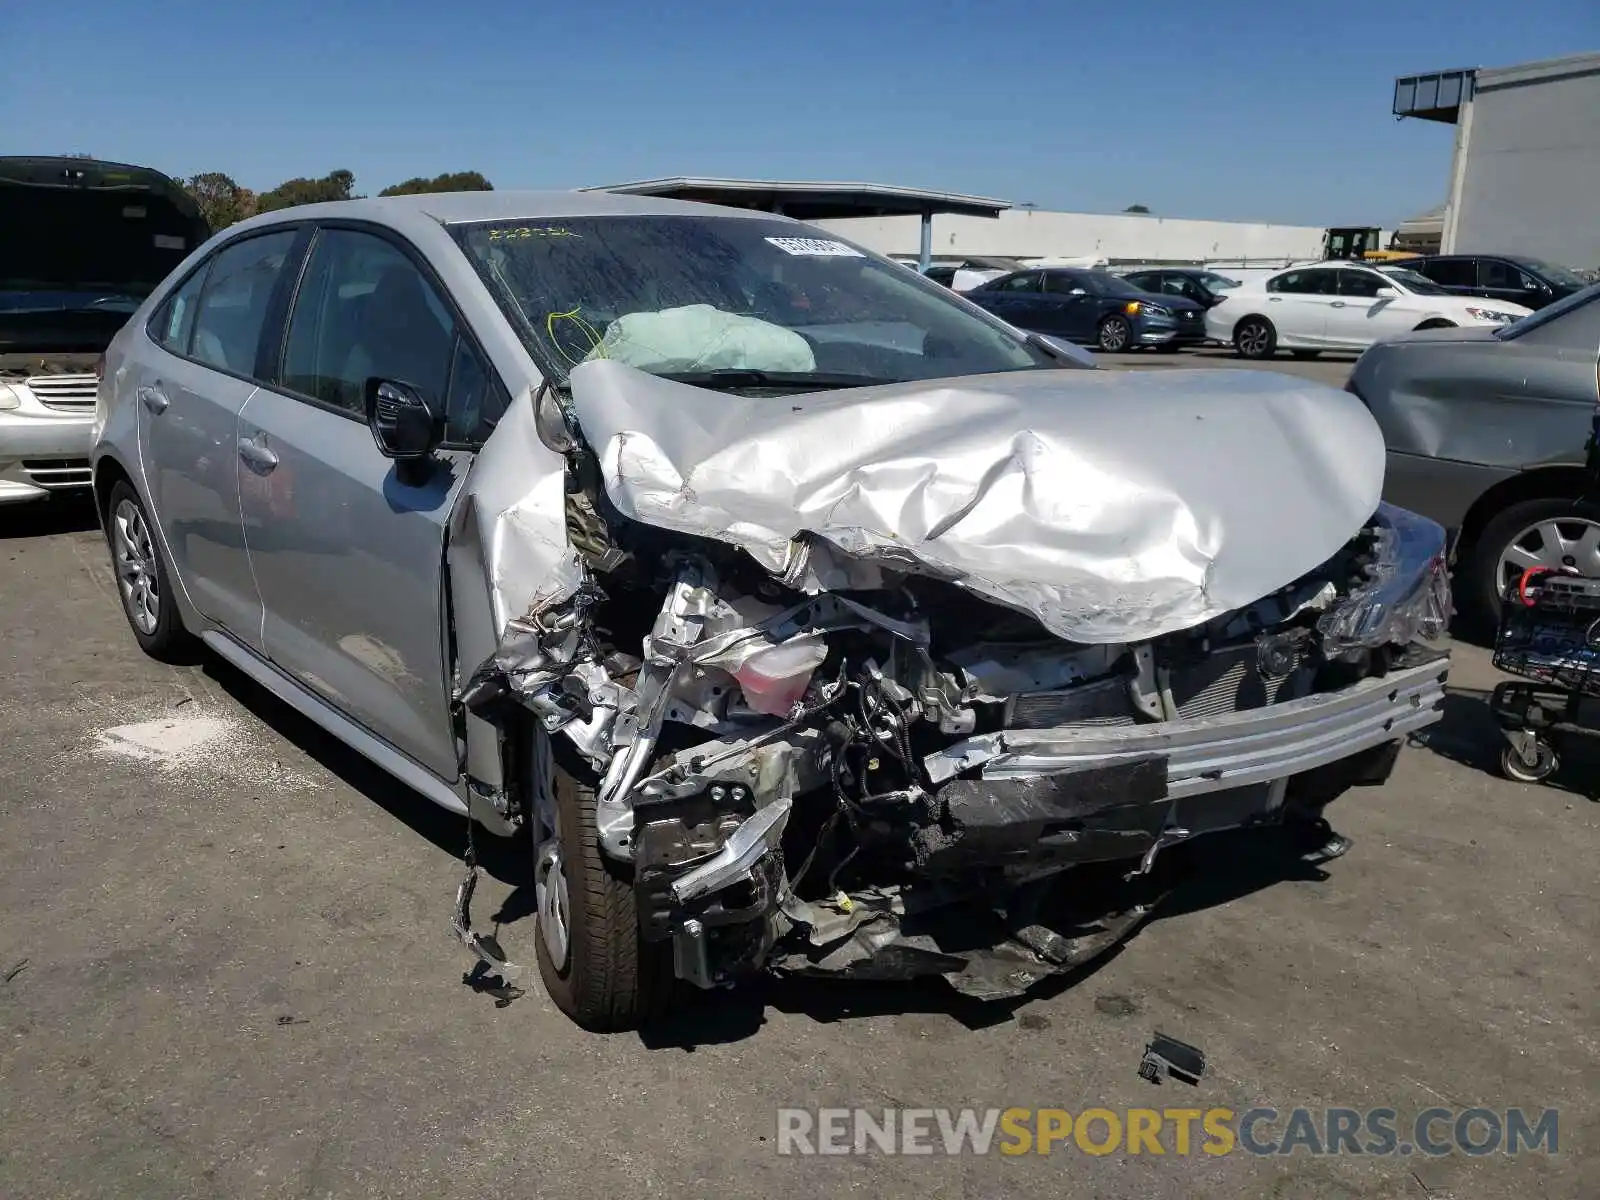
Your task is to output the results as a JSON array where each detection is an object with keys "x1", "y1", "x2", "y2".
[{"x1": 657, "y1": 369, "x2": 898, "y2": 391}]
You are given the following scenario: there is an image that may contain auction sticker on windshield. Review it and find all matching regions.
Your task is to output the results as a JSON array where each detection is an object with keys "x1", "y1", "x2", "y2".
[{"x1": 765, "y1": 237, "x2": 864, "y2": 257}]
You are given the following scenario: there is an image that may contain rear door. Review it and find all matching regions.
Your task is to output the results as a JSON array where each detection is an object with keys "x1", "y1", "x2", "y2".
[
  {"x1": 236, "y1": 223, "x2": 495, "y2": 780},
  {"x1": 136, "y1": 228, "x2": 302, "y2": 644},
  {"x1": 1264, "y1": 268, "x2": 1339, "y2": 346}
]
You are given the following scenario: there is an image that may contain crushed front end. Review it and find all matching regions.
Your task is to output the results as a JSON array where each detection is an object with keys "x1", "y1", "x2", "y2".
[{"x1": 464, "y1": 493, "x2": 1451, "y2": 1002}]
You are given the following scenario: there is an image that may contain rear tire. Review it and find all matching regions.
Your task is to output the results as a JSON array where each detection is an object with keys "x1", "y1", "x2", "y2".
[
  {"x1": 1458, "y1": 496, "x2": 1600, "y2": 633},
  {"x1": 104, "y1": 480, "x2": 193, "y2": 662},
  {"x1": 533, "y1": 761, "x2": 674, "y2": 1032},
  {"x1": 1233, "y1": 317, "x2": 1277, "y2": 359}
]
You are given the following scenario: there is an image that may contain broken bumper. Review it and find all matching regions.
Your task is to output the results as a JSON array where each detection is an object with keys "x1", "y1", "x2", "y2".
[{"x1": 924, "y1": 648, "x2": 1448, "y2": 793}]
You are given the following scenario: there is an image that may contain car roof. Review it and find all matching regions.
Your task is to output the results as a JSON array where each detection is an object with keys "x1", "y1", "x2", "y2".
[{"x1": 213, "y1": 188, "x2": 785, "y2": 242}]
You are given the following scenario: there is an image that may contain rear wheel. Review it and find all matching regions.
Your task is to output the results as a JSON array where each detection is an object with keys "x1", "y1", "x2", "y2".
[
  {"x1": 1097, "y1": 315, "x2": 1131, "y2": 352},
  {"x1": 1500, "y1": 741, "x2": 1557, "y2": 783},
  {"x1": 1233, "y1": 317, "x2": 1276, "y2": 359},
  {"x1": 104, "y1": 480, "x2": 192, "y2": 661},
  {"x1": 532, "y1": 747, "x2": 674, "y2": 1031},
  {"x1": 1459, "y1": 497, "x2": 1600, "y2": 630}
]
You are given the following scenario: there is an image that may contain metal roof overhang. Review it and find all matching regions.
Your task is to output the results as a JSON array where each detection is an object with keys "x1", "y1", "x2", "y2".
[{"x1": 580, "y1": 176, "x2": 1011, "y2": 221}]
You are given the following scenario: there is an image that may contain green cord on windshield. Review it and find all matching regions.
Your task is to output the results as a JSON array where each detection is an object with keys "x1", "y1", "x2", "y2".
[{"x1": 546, "y1": 306, "x2": 608, "y2": 367}]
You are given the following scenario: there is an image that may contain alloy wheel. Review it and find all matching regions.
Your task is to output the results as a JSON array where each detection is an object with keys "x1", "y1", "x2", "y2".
[
  {"x1": 1237, "y1": 321, "x2": 1272, "y2": 357},
  {"x1": 112, "y1": 499, "x2": 160, "y2": 635},
  {"x1": 1098, "y1": 318, "x2": 1129, "y2": 352},
  {"x1": 1496, "y1": 517, "x2": 1600, "y2": 595}
]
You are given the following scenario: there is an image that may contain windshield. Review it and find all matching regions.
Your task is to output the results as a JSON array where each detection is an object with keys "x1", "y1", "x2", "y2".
[
  {"x1": 0, "y1": 289, "x2": 143, "y2": 315},
  {"x1": 1496, "y1": 282, "x2": 1600, "y2": 340},
  {"x1": 1376, "y1": 265, "x2": 1451, "y2": 296},
  {"x1": 1515, "y1": 258, "x2": 1589, "y2": 289},
  {"x1": 451, "y1": 215, "x2": 1050, "y2": 388}
]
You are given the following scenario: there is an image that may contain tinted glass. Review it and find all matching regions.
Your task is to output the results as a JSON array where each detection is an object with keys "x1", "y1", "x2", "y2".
[
  {"x1": 1514, "y1": 258, "x2": 1587, "y2": 288},
  {"x1": 1269, "y1": 270, "x2": 1336, "y2": 295},
  {"x1": 283, "y1": 229, "x2": 455, "y2": 415},
  {"x1": 1121, "y1": 272, "x2": 1156, "y2": 290},
  {"x1": 154, "y1": 268, "x2": 208, "y2": 355},
  {"x1": 190, "y1": 232, "x2": 297, "y2": 375},
  {"x1": 1043, "y1": 272, "x2": 1089, "y2": 294},
  {"x1": 1376, "y1": 265, "x2": 1450, "y2": 295},
  {"x1": 1417, "y1": 257, "x2": 1475, "y2": 287},
  {"x1": 997, "y1": 271, "x2": 1043, "y2": 292},
  {"x1": 1338, "y1": 270, "x2": 1389, "y2": 298},
  {"x1": 452, "y1": 216, "x2": 1047, "y2": 387},
  {"x1": 1481, "y1": 259, "x2": 1536, "y2": 291}
]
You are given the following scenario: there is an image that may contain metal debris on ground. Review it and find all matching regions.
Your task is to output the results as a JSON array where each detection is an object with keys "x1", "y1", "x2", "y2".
[{"x1": 1138, "y1": 1031, "x2": 1206, "y2": 1085}]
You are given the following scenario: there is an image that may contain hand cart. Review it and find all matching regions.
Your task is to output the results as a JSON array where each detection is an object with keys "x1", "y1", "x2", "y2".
[{"x1": 1489, "y1": 567, "x2": 1600, "y2": 783}]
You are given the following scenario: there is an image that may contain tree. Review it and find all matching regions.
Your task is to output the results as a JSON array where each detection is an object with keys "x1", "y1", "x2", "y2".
[
  {"x1": 1123, "y1": 204, "x2": 1151, "y2": 214},
  {"x1": 255, "y1": 169, "x2": 358, "y2": 213},
  {"x1": 379, "y1": 171, "x2": 493, "y2": 196},
  {"x1": 185, "y1": 172, "x2": 256, "y2": 231}
]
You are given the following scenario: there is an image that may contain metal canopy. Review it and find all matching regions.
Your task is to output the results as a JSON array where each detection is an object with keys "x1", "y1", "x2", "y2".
[
  {"x1": 1393, "y1": 69, "x2": 1475, "y2": 122},
  {"x1": 581, "y1": 177, "x2": 1012, "y2": 271}
]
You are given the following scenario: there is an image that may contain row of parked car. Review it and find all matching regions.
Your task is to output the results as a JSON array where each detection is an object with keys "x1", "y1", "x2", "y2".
[{"x1": 937, "y1": 254, "x2": 1590, "y2": 360}]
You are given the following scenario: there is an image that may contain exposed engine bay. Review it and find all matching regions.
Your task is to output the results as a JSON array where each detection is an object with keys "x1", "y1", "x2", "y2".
[{"x1": 455, "y1": 362, "x2": 1453, "y2": 1000}]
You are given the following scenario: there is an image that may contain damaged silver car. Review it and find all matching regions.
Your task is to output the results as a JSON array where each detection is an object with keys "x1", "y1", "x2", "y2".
[{"x1": 92, "y1": 191, "x2": 1452, "y2": 1029}]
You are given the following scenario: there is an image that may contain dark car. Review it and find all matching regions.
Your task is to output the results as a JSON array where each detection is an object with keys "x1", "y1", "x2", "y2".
[
  {"x1": 966, "y1": 267, "x2": 1207, "y2": 352},
  {"x1": 1348, "y1": 283, "x2": 1600, "y2": 628},
  {"x1": 1120, "y1": 267, "x2": 1242, "y2": 310},
  {"x1": 1408, "y1": 254, "x2": 1589, "y2": 312}
]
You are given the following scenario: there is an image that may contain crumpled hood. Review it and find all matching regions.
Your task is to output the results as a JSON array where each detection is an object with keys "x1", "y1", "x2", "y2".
[{"x1": 566, "y1": 360, "x2": 1386, "y2": 644}]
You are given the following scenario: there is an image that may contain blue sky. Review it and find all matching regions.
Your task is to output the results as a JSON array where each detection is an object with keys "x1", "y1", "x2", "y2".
[{"x1": 9, "y1": 0, "x2": 1597, "y2": 227}]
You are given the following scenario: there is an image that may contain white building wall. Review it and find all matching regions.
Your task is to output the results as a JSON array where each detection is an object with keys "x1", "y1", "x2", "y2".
[{"x1": 813, "y1": 209, "x2": 1327, "y2": 267}]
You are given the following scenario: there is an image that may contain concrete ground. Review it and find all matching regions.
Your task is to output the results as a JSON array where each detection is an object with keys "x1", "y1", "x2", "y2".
[{"x1": 1, "y1": 351, "x2": 1595, "y2": 1199}]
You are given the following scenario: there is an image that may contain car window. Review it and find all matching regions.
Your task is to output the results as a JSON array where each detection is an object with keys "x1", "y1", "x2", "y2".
[
  {"x1": 152, "y1": 267, "x2": 209, "y2": 356},
  {"x1": 443, "y1": 335, "x2": 508, "y2": 444},
  {"x1": 1043, "y1": 272, "x2": 1088, "y2": 294},
  {"x1": 1481, "y1": 259, "x2": 1536, "y2": 291},
  {"x1": 997, "y1": 271, "x2": 1043, "y2": 293},
  {"x1": 1162, "y1": 276, "x2": 1193, "y2": 298},
  {"x1": 1418, "y1": 257, "x2": 1475, "y2": 288},
  {"x1": 189, "y1": 232, "x2": 298, "y2": 375},
  {"x1": 1338, "y1": 270, "x2": 1390, "y2": 298},
  {"x1": 1122, "y1": 272, "x2": 1155, "y2": 291},
  {"x1": 1269, "y1": 269, "x2": 1337, "y2": 295},
  {"x1": 282, "y1": 229, "x2": 455, "y2": 416}
]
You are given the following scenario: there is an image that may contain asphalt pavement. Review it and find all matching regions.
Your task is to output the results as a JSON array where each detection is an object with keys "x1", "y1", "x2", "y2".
[{"x1": 0, "y1": 351, "x2": 1595, "y2": 1199}]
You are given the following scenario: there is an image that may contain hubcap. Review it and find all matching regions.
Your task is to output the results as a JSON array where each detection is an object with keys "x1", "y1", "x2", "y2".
[
  {"x1": 112, "y1": 499, "x2": 160, "y2": 635},
  {"x1": 1238, "y1": 323, "x2": 1270, "y2": 356},
  {"x1": 535, "y1": 834, "x2": 571, "y2": 969},
  {"x1": 1100, "y1": 319, "x2": 1127, "y2": 351},
  {"x1": 1497, "y1": 517, "x2": 1600, "y2": 595}
]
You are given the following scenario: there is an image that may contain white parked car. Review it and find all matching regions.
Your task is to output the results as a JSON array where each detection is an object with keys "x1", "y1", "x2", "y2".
[{"x1": 1205, "y1": 261, "x2": 1534, "y2": 359}]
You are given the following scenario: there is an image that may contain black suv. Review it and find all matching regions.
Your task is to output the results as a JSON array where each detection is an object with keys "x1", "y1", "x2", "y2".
[{"x1": 1408, "y1": 254, "x2": 1589, "y2": 312}]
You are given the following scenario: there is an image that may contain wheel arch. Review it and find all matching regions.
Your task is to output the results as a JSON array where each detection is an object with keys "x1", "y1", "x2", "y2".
[
  {"x1": 1455, "y1": 465, "x2": 1593, "y2": 562},
  {"x1": 1413, "y1": 318, "x2": 1457, "y2": 331},
  {"x1": 92, "y1": 453, "x2": 136, "y2": 526}
]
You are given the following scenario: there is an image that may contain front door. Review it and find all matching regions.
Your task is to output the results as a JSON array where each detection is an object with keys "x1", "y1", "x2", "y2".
[
  {"x1": 137, "y1": 229, "x2": 300, "y2": 644},
  {"x1": 1264, "y1": 267, "x2": 1339, "y2": 346},
  {"x1": 237, "y1": 225, "x2": 480, "y2": 780},
  {"x1": 1039, "y1": 272, "x2": 1095, "y2": 339},
  {"x1": 1326, "y1": 267, "x2": 1397, "y2": 348}
]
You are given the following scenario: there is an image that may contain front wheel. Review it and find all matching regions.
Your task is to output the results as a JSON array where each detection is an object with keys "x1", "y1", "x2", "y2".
[
  {"x1": 1097, "y1": 315, "x2": 1131, "y2": 352},
  {"x1": 1233, "y1": 317, "x2": 1276, "y2": 359},
  {"x1": 532, "y1": 753, "x2": 674, "y2": 1031},
  {"x1": 104, "y1": 480, "x2": 192, "y2": 661}
]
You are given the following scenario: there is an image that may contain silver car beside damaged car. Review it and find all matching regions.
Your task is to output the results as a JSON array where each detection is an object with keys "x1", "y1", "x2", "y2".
[{"x1": 93, "y1": 191, "x2": 1451, "y2": 1030}]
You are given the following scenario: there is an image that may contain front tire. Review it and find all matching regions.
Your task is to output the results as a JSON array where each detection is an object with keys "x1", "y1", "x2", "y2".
[
  {"x1": 1097, "y1": 315, "x2": 1132, "y2": 352},
  {"x1": 533, "y1": 759, "x2": 673, "y2": 1031},
  {"x1": 1233, "y1": 317, "x2": 1277, "y2": 359},
  {"x1": 104, "y1": 480, "x2": 191, "y2": 661}
]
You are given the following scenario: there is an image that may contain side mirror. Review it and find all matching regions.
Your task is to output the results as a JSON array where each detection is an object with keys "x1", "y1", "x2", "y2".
[
  {"x1": 534, "y1": 381, "x2": 576, "y2": 452},
  {"x1": 365, "y1": 378, "x2": 444, "y2": 481},
  {"x1": 1375, "y1": 287, "x2": 1399, "y2": 299}
]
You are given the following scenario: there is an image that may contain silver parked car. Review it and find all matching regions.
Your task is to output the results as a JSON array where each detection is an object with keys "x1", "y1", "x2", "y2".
[
  {"x1": 94, "y1": 192, "x2": 1450, "y2": 1029},
  {"x1": 1349, "y1": 284, "x2": 1600, "y2": 626}
]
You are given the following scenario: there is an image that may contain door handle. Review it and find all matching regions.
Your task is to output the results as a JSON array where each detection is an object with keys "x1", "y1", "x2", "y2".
[
  {"x1": 1267, "y1": 296, "x2": 1282, "y2": 302},
  {"x1": 138, "y1": 385, "x2": 170, "y2": 414},
  {"x1": 1330, "y1": 301, "x2": 1347, "y2": 308},
  {"x1": 237, "y1": 436, "x2": 279, "y2": 472}
]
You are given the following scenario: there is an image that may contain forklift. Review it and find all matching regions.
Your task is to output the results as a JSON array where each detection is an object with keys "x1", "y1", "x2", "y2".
[{"x1": 1321, "y1": 226, "x2": 1421, "y2": 263}]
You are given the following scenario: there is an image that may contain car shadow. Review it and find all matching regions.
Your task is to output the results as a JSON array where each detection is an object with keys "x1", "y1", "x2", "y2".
[
  {"x1": 196, "y1": 653, "x2": 530, "y2": 886},
  {"x1": 0, "y1": 493, "x2": 100, "y2": 539},
  {"x1": 1411, "y1": 682, "x2": 1600, "y2": 799}
]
